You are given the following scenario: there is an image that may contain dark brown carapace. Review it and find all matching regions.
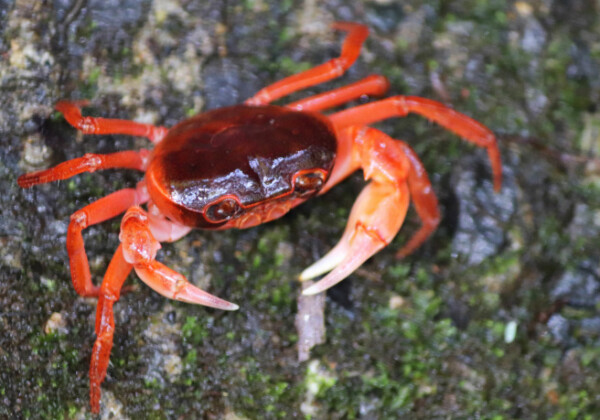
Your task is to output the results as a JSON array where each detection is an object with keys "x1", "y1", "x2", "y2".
[
  {"x1": 17, "y1": 22, "x2": 502, "y2": 413},
  {"x1": 146, "y1": 105, "x2": 337, "y2": 228}
]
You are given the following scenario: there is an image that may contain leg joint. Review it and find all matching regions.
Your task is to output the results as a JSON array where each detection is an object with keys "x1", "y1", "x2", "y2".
[
  {"x1": 149, "y1": 126, "x2": 168, "y2": 144},
  {"x1": 393, "y1": 96, "x2": 409, "y2": 116},
  {"x1": 330, "y1": 57, "x2": 348, "y2": 76},
  {"x1": 82, "y1": 153, "x2": 103, "y2": 172},
  {"x1": 70, "y1": 210, "x2": 88, "y2": 229},
  {"x1": 77, "y1": 116, "x2": 99, "y2": 133},
  {"x1": 120, "y1": 208, "x2": 161, "y2": 265}
]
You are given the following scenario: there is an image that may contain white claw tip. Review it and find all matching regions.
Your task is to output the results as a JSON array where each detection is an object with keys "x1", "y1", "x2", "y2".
[{"x1": 301, "y1": 285, "x2": 323, "y2": 296}]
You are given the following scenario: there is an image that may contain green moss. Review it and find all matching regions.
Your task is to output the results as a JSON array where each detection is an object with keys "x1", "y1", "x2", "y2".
[
  {"x1": 144, "y1": 377, "x2": 163, "y2": 390},
  {"x1": 182, "y1": 316, "x2": 210, "y2": 346},
  {"x1": 280, "y1": 57, "x2": 312, "y2": 75},
  {"x1": 231, "y1": 357, "x2": 301, "y2": 417}
]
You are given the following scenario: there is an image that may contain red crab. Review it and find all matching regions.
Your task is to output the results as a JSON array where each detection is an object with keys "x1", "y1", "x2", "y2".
[{"x1": 18, "y1": 22, "x2": 502, "y2": 413}]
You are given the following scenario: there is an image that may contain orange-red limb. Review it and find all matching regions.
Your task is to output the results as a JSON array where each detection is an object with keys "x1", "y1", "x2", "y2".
[
  {"x1": 329, "y1": 96, "x2": 503, "y2": 191},
  {"x1": 119, "y1": 207, "x2": 239, "y2": 310},
  {"x1": 17, "y1": 150, "x2": 149, "y2": 188},
  {"x1": 89, "y1": 244, "x2": 132, "y2": 414},
  {"x1": 301, "y1": 128, "x2": 416, "y2": 294},
  {"x1": 353, "y1": 128, "x2": 441, "y2": 258},
  {"x1": 55, "y1": 100, "x2": 168, "y2": 143},
  {"x1": 318, "y1": 126, "x2": 360, "y2": 195},
  {"x1": 67, "y1": 184, "x2": 148, "y2": 297},
  {"x1": 302, "y1": 181, "x2": 410, "y2": 295},
  {"x1": 245, "y1": 22, "x2": 369, "y2": 105},
  {"x1": 394, "y1": 141, "x2": 441, "y2": 258},
  {"x1": 286, "y1": 74, "x2": 390, "y2": 112}
]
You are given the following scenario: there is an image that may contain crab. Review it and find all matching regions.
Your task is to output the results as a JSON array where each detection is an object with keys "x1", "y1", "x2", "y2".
[{"x1": 18, "y1": 22, "x2": 502, "y2": 413}]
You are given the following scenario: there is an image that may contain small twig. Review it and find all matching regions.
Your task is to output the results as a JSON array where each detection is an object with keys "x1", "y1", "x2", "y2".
[
  {"x1": 62, "y1": 0, "x2": 87, "y2": 29},
  {"x1": 503, "y1": 134, "x2": 600, "y2": 172}
]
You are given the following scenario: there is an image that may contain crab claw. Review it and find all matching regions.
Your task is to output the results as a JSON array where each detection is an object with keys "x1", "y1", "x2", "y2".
[
  {"x1": 301, "y1": 181, "x2": 410, "y2": 296},
  {"x1": 301, "y1": 228, "x2": 387, "y2": 296},
  {"x1": 120, "y1": 206, "x2": 238, "y2": 311},
  {"x1": 135, "y1": 261, "x2": 239, "y2": 310}
]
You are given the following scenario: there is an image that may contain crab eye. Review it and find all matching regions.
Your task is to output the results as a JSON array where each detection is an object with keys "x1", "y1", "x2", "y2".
[
  {"x1": 206, "y1": 198, "x2": 242, "y2": 222},
  {"x1": 294, "y1": 171, "x2": 325, "y2": 196}
]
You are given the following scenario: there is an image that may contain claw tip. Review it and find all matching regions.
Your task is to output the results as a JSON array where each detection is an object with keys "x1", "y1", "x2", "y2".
[
  {"x1": 301, "y1": 285, "x2": 322, "y2": 296},
  {"x1": 226, "y1": 303, "x2": 240, "y2": 311}
]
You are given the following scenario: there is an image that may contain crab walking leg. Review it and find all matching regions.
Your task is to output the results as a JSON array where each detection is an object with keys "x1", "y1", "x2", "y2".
[
  {"x1": 67, "y1": 183, "x2": 148, "y2": 297},
  {"x1": 56, "y1": 100, "x2": 168, "y2": 143},
  {"x1": 330, "y1": 96, "x2": 503, "y2": 191},
  {"x1": 286, "y1": 74, "x2": 390, "y2": 112},
  {"x1": 89, "y1": 244, "x2": 132, "y2": 414},
  {"x1": 17, "y1": 149, "x2": 149, "y2": 188},
  {"x1": 394, "y1": 142, "x2": 441, "y2": 258},
  {"x1": 245, "y1": 22, "x2": 369, "y2": 105},
  {"x1": 302, "y1": 181, "x2": 410, "y2": 295},
  {"x1": 119, "y1": 207, "x2": 239, "y2": 310}
]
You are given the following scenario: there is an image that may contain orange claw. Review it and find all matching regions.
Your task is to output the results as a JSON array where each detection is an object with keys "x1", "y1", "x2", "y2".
[
  {"x1": 135, "y1": 261, "x2": 239, "y2": 310},
  {"x1": 120, "y1": 206, "x2": 239, "y2": 310},
  {"x1": 302, "y1": 181, "x2": 410, "y2": 295},
  {"x1": 301, "y1": 128, "x2": 416, "y2": 294}
]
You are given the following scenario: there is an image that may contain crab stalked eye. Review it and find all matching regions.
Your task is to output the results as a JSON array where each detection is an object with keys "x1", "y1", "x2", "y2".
[
  {"x1": 294, "y1": 171, "x2": 325, "y2": 196},
  {"x1": 206, "y1": 198, "x2": 242, "y2": 222}
]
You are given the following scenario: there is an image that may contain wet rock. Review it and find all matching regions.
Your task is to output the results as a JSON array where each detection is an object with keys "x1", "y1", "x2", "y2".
[
  {"x1": 521, "y1": 18, "x2": 546, "y2": 54},
  {"x1": 546, "y1": 314, "x2": 570, "y2": 344},
  {"x1": 551, "y1": 263, "x2": 599, "y2": 307},
  {"x1": 450, "y1": 156, "x2": 517, "y2": 266}
]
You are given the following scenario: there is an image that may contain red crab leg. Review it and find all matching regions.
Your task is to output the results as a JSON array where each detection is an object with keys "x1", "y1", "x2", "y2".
[
  {"x1": 67, "y1": 183, "x2": 148, "y2": 297},
  {"x1": 55, "y1": 100, "x2": 168, "y2": 143},
  {"x1": 329, "y1": 96, "x2": 503, "y2": 191},
  {"x1": 394, "y1": 141, "x2": 441, "y2": 258},
  {"x1": 90, "y1": 244, "x2": 132, "y2": 414},
  {"x1": 119, "y1": 206, "x2": 239, "y2": 310},
  {"x1": 17, "y1": 149, "x2": 149, "y2": 188},
  {"x1": 245, "y1": 22, "x2": 369, "y2": 105},
  {"x1": 89, "y1": 206, "x2": 234, "y2": 413},
  {"x1": 301, "y1": 128, "x2": 417, "y2": 295},
  {"x1": 286, "y1": 74, "x2": 390, "y2": 112}
]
